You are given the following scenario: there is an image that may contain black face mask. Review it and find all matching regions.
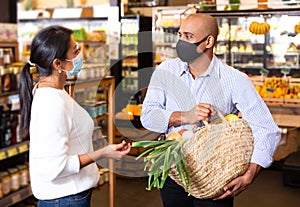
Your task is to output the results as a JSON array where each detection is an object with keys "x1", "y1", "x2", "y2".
[{"x1": 176, "y1": 35, "x2": 209, "y2": 63}]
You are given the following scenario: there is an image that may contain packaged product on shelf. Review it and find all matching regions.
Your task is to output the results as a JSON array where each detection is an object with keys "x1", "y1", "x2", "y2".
[
  {"x1": 16, "y1": 164, "x2": 29, "y2": 188},
  {"x1": 0, "y1": 110, "x2": 13, "y2": 148},
  {"x1": 1, "y1": 67, "x2": 11, "y2": 92},
  {"x1": 77, "y1": 68, "x2": 89, "y2": 80},
  {"x1": 0, "y1": 49, "x2": 4, "y2": 66},
  {"x1": 96, "y1": 101, "x2": 107, "y2": 116},
  {"x1": 7, "y1": 167, "x2": 20, "y2": 192},
  {"x1": 0, "y1": 173, "x2": 3, "y2": 199},
  {"x1": 0, "y1": 171, "x2": 11, "y2": 196},
  {"x1": 100, "y1": 168, "x2": 109, "y2": 183},
  {"x1": 84, "y1": 101, "x2": 97, "y2": 118},
  {"x1": 98, "y1": 170, "x2": 104, "y2": 185}
]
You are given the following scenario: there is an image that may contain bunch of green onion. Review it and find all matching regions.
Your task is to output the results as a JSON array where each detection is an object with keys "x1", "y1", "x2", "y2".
[{"x1": 132, "y1": 139, "x2": 191, "y2": 193}]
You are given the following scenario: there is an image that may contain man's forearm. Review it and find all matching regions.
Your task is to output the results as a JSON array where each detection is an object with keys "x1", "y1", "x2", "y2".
[{"x1": 169, "y1": 111, "x2": 186, "y2": 127}]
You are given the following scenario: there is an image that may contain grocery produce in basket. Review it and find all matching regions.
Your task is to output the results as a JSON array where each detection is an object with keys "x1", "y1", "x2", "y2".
[{"x1": 132, "y1": 113, "x2": 254, "y2": 198}]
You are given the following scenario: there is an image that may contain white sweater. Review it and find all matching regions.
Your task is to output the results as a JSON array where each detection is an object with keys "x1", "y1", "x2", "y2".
[{"x1": 29, "y1": 87, "x2": 99, "y2": 200}]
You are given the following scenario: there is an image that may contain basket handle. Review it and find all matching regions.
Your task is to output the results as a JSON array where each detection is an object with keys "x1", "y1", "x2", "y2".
[{"x1": 192, "y1": 110, "x2": 226, "y2": 131}]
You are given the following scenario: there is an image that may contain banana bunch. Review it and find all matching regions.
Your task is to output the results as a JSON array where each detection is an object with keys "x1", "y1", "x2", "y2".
[
  {"x1": 294, "y1": 22, "x2": 300, "y2": 34},
  {"x1": 249, "y1": 21, "x2": 271, "y2": 35}
]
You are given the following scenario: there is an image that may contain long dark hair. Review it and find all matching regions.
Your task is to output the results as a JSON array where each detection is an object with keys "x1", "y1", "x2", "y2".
[{"x1": 19, "y1": 25, "x2": 73, "y2": 139}]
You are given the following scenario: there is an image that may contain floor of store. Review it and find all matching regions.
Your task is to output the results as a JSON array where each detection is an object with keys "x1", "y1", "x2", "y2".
[{"x1": 91, "y1": 167, "x2": 300, "y2": 207}]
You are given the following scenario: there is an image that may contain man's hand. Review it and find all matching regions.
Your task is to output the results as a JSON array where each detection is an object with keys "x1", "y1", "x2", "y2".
[
  {"x1": 169, "y1": 103, "x2": 215, "y2": 127},
  {"x1": 184, "y1": 103, "x2": 215, "y2": 124},
  {"x1": 214, "y1": 163, "x2": 262, "y2": 200}
]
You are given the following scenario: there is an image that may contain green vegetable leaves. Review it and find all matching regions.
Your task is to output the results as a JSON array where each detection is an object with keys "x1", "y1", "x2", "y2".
[{"x1": 132, "y1": 139, "x2": 190, "y2": 193}]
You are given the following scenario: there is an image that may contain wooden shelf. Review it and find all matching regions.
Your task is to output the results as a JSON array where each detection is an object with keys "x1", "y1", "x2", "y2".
[
  {"x1": 272, "y1": 114, "x2": 300, "y2": 128},
  {"x1": 0, "y1": 186, "x2": 32, "y2": 207},
  {"x1": 0, "y1": 42, "x2": 19, "y2": 62},
  {"x1": 0, "y1": 141, "x2": 30, "y2": 161}
]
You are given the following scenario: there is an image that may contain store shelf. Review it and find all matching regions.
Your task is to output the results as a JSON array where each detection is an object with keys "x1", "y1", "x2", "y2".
[
  {"x1": 96, "y1": 114, "x2": 108, "y2": 122},
  {"x1": 0, "y1": 141, "x2": 30, "y2": 161},
  {"x1": 272, "y1": 114, "x2": 300, "y2": 128},
  {"x1": 234, "y1": 63, "x2": 264, "y2": 69},
  {"x1": 0, "y1": 42, "x2": 18, "y2": 48},
  {"x1": 155, "y1": 42, "x2": 176, "y2": 47},
  {"x1": 0, "y1": 186, "x2": 32, "y2": 207}
]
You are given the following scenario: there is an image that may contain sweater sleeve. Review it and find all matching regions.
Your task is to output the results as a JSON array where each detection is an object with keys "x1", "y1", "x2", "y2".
[{"x1": 30, "y1": 92, "x2": 80, "y2": 182}]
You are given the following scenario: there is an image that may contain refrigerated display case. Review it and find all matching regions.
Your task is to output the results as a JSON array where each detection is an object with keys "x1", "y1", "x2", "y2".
[
  {"x1": 115, "y1": 15, "x2": 153, "y2": 112},
  {"x1": 152, "y1": 6, "x2": 300, "y2": 76},
  {"x1": 212, "y1": 8, "x2": 300, "y2": 76}
]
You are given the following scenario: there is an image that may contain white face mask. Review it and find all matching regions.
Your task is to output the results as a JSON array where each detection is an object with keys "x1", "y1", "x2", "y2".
[{"x1": 62, "y1": 52, "x2": 83, "y2": 77}]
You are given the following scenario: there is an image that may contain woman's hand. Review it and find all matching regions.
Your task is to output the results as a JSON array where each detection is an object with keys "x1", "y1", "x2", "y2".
[
  {"x1": 213, "y1": 163, "x2": 261, "y2": 200},
  {"x1": 88, "y1": 141, "x2": 131, "y2": 162},
  {"x1": 101, "y1": 141, "x2": 131, "y2": 160}
]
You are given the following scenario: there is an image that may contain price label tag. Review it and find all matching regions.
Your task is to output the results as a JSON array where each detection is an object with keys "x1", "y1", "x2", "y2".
[
  {"x1": 266, "y1": 88, "x2": 275, "y2": 93},
  {"x1": 281, "y1": 67, "x2": 291, "y2": 75},
  {"x1": 7, "y1": 148, "x2": 18, "y2": 157},
  {"x1": 260, "y1": 68, "x2": 269, "y2": 76},
  {"x1": 0, "y1": 151, "x2": 6, "y2": 160},
  {"x1": 18, "y1": 144, "x2": 28, "y2": 153}
]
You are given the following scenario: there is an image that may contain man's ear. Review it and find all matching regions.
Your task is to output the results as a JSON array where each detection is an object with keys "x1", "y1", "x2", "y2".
[{"x1": 206, "y1": 35, "x2": 215, "y2": 48}]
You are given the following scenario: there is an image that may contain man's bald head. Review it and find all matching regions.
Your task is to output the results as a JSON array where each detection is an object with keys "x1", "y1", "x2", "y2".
[{"x1": 182, "y1": 13, "x2": 219, "y2": 40}]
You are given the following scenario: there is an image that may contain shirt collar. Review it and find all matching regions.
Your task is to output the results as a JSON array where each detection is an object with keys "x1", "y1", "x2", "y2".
[
  {"x1": 179, "y1": 61, "x2": 189, "y2": 77},
  {"x1": 179, "y1": 55, "x2": 221, "y2": 78},
  {"x1": 201, "y1": 55, "x2": 220, "y2": 78}
]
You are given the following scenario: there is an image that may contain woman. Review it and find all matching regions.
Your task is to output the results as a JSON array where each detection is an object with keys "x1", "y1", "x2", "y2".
[{"x1": 19, "y1": 25, "x2": 131, "y2": 207}]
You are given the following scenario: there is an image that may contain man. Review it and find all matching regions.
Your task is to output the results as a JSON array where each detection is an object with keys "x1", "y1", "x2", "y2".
[{"x1": 141, "y1": 13, "x2": 280, "y2": 207}]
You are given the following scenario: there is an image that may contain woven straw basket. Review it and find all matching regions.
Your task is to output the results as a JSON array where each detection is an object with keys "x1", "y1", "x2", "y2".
[{"x1": 168, "y1": 118, "x2": 254, "y2": 199}]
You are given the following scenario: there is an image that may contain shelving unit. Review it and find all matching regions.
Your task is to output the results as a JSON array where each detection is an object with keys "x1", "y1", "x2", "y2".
[
  {"x1": 0, "y1": 186, "x2": 32, "y2": 207},
  {"x1": 0, "y1": 40, "x2": 29, "y2": 206},
  {"x1": 0, "y1": 42, "x2": 19, "y2": 62},
  {"x1": 0, "y1": 141, "x2": 29, "y2": 162}
]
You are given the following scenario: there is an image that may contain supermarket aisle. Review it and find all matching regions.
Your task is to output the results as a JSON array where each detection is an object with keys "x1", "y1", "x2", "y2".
[{"x1": 91, "y1": 169, "x2": 300, "y2": 207}]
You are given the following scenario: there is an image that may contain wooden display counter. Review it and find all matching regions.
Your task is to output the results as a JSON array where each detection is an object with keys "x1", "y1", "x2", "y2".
[{"x1": 267, "y1": 104, "x2": 300, "y2": 161}]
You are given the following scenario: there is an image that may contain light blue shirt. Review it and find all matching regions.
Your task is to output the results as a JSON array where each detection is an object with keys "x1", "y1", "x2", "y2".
[{"x1": 141, "y1": 56, "x2": 280, "y2": 168}]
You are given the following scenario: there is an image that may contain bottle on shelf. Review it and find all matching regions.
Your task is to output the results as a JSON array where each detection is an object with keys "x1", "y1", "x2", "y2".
[
  {"x1": 1, "y1": 66, "x2": 11, "y2": 93},
  {"x1": 0, "y1": 111, "x2": 11, "y2": 148},
  {"x1": 10, "y1": 113, "x2": 18, "y2": 145}
]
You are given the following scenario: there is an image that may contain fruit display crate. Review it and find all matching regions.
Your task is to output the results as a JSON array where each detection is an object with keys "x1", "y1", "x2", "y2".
[{"x1": 250, "y1": 76, "x2": 300, "y2": 105}]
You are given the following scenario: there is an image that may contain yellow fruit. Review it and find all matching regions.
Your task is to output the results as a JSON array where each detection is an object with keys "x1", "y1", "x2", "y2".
[
  {"x1": 255, "y1": 85, "x2": 262, "y2": 93},
  {"x1": 166, "y1": 132, "x2": 183, "y2": 141},
  {"x1": 294, "y1": 24, "x2": 300, "y2": 34},
  {"x1": 225, "y1": 114, "x2": 239, "y2": 121},
  {"x1": 249, "y1": 21, "x2": 270, "y2": 35}
]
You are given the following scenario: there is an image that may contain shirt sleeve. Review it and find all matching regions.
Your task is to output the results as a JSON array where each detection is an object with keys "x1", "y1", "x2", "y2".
[
  {"x1": 141, "y1": 63, "x2": 174, "y2": 133},
  {"x1": 233, "y1": 73, "x2": 281, "y2": 168},
  {"x1": 30, "y1": 94, "x2": 80, "y2": 182}
]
